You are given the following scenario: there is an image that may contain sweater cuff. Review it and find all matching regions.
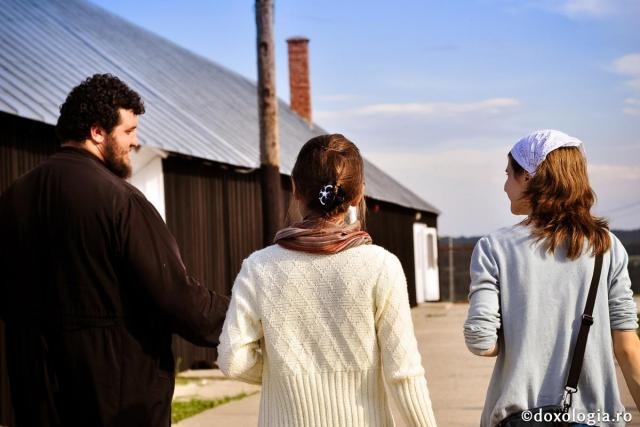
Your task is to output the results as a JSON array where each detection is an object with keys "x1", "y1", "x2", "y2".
[
  {"x1": 217, "y1": 349, "x2": 264, "y2": 385},
  {"x1": 463, "y1": 322, "x2": 498, "y2": 355},
  {"x1": 390, "y1": 376, "x2": 438, "y2": 427}
]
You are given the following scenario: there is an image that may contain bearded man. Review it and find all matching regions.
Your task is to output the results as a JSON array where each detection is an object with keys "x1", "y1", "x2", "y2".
[{"x1": 0, "y1": 74, "x2": 229, "y2": 427}]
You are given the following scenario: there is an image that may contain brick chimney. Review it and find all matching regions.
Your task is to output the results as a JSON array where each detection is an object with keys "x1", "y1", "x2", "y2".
[{"x1": 286, "y1": 37, "x2": 312, "y2": 125}]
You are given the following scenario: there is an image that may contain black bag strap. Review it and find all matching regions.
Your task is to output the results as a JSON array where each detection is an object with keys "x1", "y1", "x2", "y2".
[{"x1": 562, "y1": 253, "x2": 604, "y2": 410}]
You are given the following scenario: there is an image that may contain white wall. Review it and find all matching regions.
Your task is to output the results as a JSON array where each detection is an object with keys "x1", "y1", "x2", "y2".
[{"x1": 128, "y1": 146, "x2": 168, "y2": 221}]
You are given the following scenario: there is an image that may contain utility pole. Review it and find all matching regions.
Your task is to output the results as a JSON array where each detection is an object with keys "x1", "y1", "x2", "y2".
[
  {"x1": 256, "y1": 0, "x2": 283, "y2": 245},
  {"x1": 448, "y1": 237, "x2": 455, "y2": 302}
]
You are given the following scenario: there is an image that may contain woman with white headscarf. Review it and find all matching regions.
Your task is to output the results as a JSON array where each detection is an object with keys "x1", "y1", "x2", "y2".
[{"x1": 464, "y1": 130, "x2": 640, "y2": 426}]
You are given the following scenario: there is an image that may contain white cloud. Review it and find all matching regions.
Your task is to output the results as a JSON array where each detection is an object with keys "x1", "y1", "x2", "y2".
[
  {"x1": 588, "y1": 163, "x2": 640, "y2": 228},
  {"x1": 315, "y1": 96, "x2": 528, "y2": 162},
  {"x1": 623, "y1": 98, "x2": 640, "y2": 114},
  {"x1": 365, "y1": 147, "x2": 518, "y2": 236},
  {"x1": 358, "y1": 98, "x2": 519, "y2": 116},
  {"x1": 626, "y1": 80, "x2": 640, "y2": 91},
  {"x1": 589, "y1": 163, "x2": 640, "y2": 181},
  {"x1": 613, "y1": 54, "x2": 640, "y2": 77},
  {"x1": 612, "y1": 53, "x2": 640, "y2": 91},
  {"x1": 523, "y1": 0, "x2": 640, "y2": 19},
  {"x1": 317, "y1": 97, "x2": 520, "y2": 120},
  {"x1": 313, "y1": 95, "x2": 639, "y2": 234},
  {"x1": 360, "y1": 148, "x2": 640, "y2": 236},
  {"x1": 561, "y1": 0, "x2": 612, "y2": 17},
  {"x1": 316, "y1": 94, "x2": 360, "y2": 102}
]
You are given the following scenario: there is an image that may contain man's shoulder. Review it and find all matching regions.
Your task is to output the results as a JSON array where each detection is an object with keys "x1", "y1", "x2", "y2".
[
  {"x1": 51, "y1": 149, "x2": 141, "y2": 196},
  {"x1": 3, "y1": 149, "x2": 143, "y2": 211}
]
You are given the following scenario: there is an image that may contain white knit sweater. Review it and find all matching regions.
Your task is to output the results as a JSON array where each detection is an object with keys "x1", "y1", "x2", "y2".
[{"x1": 217, "y1": 244, "x2": 437, "y2": 426}]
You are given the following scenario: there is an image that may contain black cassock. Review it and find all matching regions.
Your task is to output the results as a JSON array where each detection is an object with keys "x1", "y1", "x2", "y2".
[{"x1": 0, "y1": 147, "x2": 229, "y2": 427}]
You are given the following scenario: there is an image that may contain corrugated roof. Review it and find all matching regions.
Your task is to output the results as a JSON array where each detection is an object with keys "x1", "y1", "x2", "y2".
[{"x1": 0, "y1": 0, "x2": 439, "y2": 214}]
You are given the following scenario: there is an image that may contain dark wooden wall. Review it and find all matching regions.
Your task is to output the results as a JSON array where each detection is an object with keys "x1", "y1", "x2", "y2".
[
  {"x1": 366, "y1": 199, "x2": 438, "y2": 307},
  {"x1": 163, "y1": 156, "x2": 265, "y2": 370},
  {"x1": 0, "y1": 112, "x2": 59, "y2": 427}
]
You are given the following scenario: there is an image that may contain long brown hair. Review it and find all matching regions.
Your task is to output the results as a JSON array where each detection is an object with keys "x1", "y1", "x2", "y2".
[
  {"x1": 290, "y1": 134, "x2": 366, "y2": 224},
  {"x1": 509, "y1": 147, "x2": 610, "y2": 259}
]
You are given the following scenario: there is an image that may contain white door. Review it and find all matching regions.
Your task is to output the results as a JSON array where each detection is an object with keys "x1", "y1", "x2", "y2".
[
  {"x1": 413, "y1": 223, "x2": 427, "y2": 303},
  {"x1": 424, "y1": 227, "x2": 440, "y2": 301},
  {"x1": 413, "y1": 224, "x2": 440, "y2": 303}
]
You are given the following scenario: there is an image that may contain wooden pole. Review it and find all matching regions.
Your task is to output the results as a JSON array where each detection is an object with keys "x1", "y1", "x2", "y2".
[
  {"x1": 256, "y1": 0, "x2": 283, "y2": 245},
  {"x1": 448, "y1": 237, "x2": 455, "y2": 302}
]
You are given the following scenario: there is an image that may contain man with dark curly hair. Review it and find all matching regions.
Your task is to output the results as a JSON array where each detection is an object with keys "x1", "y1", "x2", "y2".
[
  {"x1": 55, "y1": 73, "x2": 146, "y2": 179},
  {"x1": 0, "y1": 74, "x2": 229, "y2": 427}
]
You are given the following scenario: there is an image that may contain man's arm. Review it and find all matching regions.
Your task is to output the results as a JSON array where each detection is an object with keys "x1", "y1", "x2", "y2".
[{"x1": 119, "y1": 191, "x2": 229, "y2": 347}]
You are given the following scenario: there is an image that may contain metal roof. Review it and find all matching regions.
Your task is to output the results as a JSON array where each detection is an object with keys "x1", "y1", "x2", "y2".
[{"x1": 0, "y1": 0, "x2": 439, "y2": 214}]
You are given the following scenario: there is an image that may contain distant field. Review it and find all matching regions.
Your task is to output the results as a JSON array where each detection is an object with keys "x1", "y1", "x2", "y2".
[{"x1": 439, "y1": 228, "x2": 640, "y2": 299}]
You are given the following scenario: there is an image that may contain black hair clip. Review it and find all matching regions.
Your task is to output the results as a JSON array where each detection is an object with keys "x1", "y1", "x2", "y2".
[
  {"x1": 318, "y1": 184, "x2": 335, "y2": 207},
  {"x1": 318, "y1": 183, "x2": 346, "y2": 211}
]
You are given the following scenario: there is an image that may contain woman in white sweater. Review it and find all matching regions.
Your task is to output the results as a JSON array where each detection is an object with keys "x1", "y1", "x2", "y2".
[{"x1": 217, "y1": 134, "x2": 437, "y2": 426}]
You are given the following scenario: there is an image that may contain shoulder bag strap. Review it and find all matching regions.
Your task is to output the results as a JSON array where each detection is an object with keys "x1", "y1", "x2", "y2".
[{"x1": 562, "y1": 253, "x2": 604, "y2": 410}]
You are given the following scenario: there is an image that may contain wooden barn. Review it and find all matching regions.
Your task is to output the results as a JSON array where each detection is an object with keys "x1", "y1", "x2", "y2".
[{"x1": 0, "y1": 1, "x2": 440, "y2": 424}]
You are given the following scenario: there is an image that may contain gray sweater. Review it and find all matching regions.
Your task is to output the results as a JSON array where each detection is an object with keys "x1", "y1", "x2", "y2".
[{"x1": 464, "y1": 225, "x2": 637, "y2": 427}]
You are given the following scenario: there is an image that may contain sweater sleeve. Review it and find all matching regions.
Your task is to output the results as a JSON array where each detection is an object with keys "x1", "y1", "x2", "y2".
[
  {"x1": 217, "y1": 259, "x2": 263, "y2": 385},
  {"x1": 375, "y1": 253, "x2": 437, "y2": 427},
  {"x1": 607, "y1": 235, "x2": 638, "y2": 331},
  {"x1": 464, "y1": 236, "x2": 501, "y2": 355}
]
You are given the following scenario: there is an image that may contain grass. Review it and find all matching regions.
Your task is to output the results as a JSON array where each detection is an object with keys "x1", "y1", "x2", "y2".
[
  {"x1": 174, "y1": 376, "x2": 192, "y2": 385},
  {"x1": 171, "y1": 392, "x2": 251, "y2": 424}
]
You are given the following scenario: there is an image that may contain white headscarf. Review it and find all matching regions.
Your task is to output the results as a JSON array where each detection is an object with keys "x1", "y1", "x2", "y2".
[{"x1": 510, "y1": 129, "x2": 584, "y2": 176}]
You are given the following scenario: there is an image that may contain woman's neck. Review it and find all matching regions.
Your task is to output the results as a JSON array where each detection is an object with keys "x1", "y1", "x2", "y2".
[{"x1": 303, "y1": 213, "x2": 345, "y2": 225}]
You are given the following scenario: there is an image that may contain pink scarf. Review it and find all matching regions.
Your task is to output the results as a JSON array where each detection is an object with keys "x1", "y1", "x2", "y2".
[{"x1": 274, "y1": 218, "x2": 372, "y2": 254}]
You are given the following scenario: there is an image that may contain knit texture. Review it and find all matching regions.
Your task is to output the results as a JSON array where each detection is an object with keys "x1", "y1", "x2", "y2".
[{"x1": 217, "y1": 244, "x2": 437, "y2": 426}]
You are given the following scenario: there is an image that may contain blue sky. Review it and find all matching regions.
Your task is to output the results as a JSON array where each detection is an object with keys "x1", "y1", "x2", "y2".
[{"x1": 91, "y1": 0, "x2": 640, "y2": 236}]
